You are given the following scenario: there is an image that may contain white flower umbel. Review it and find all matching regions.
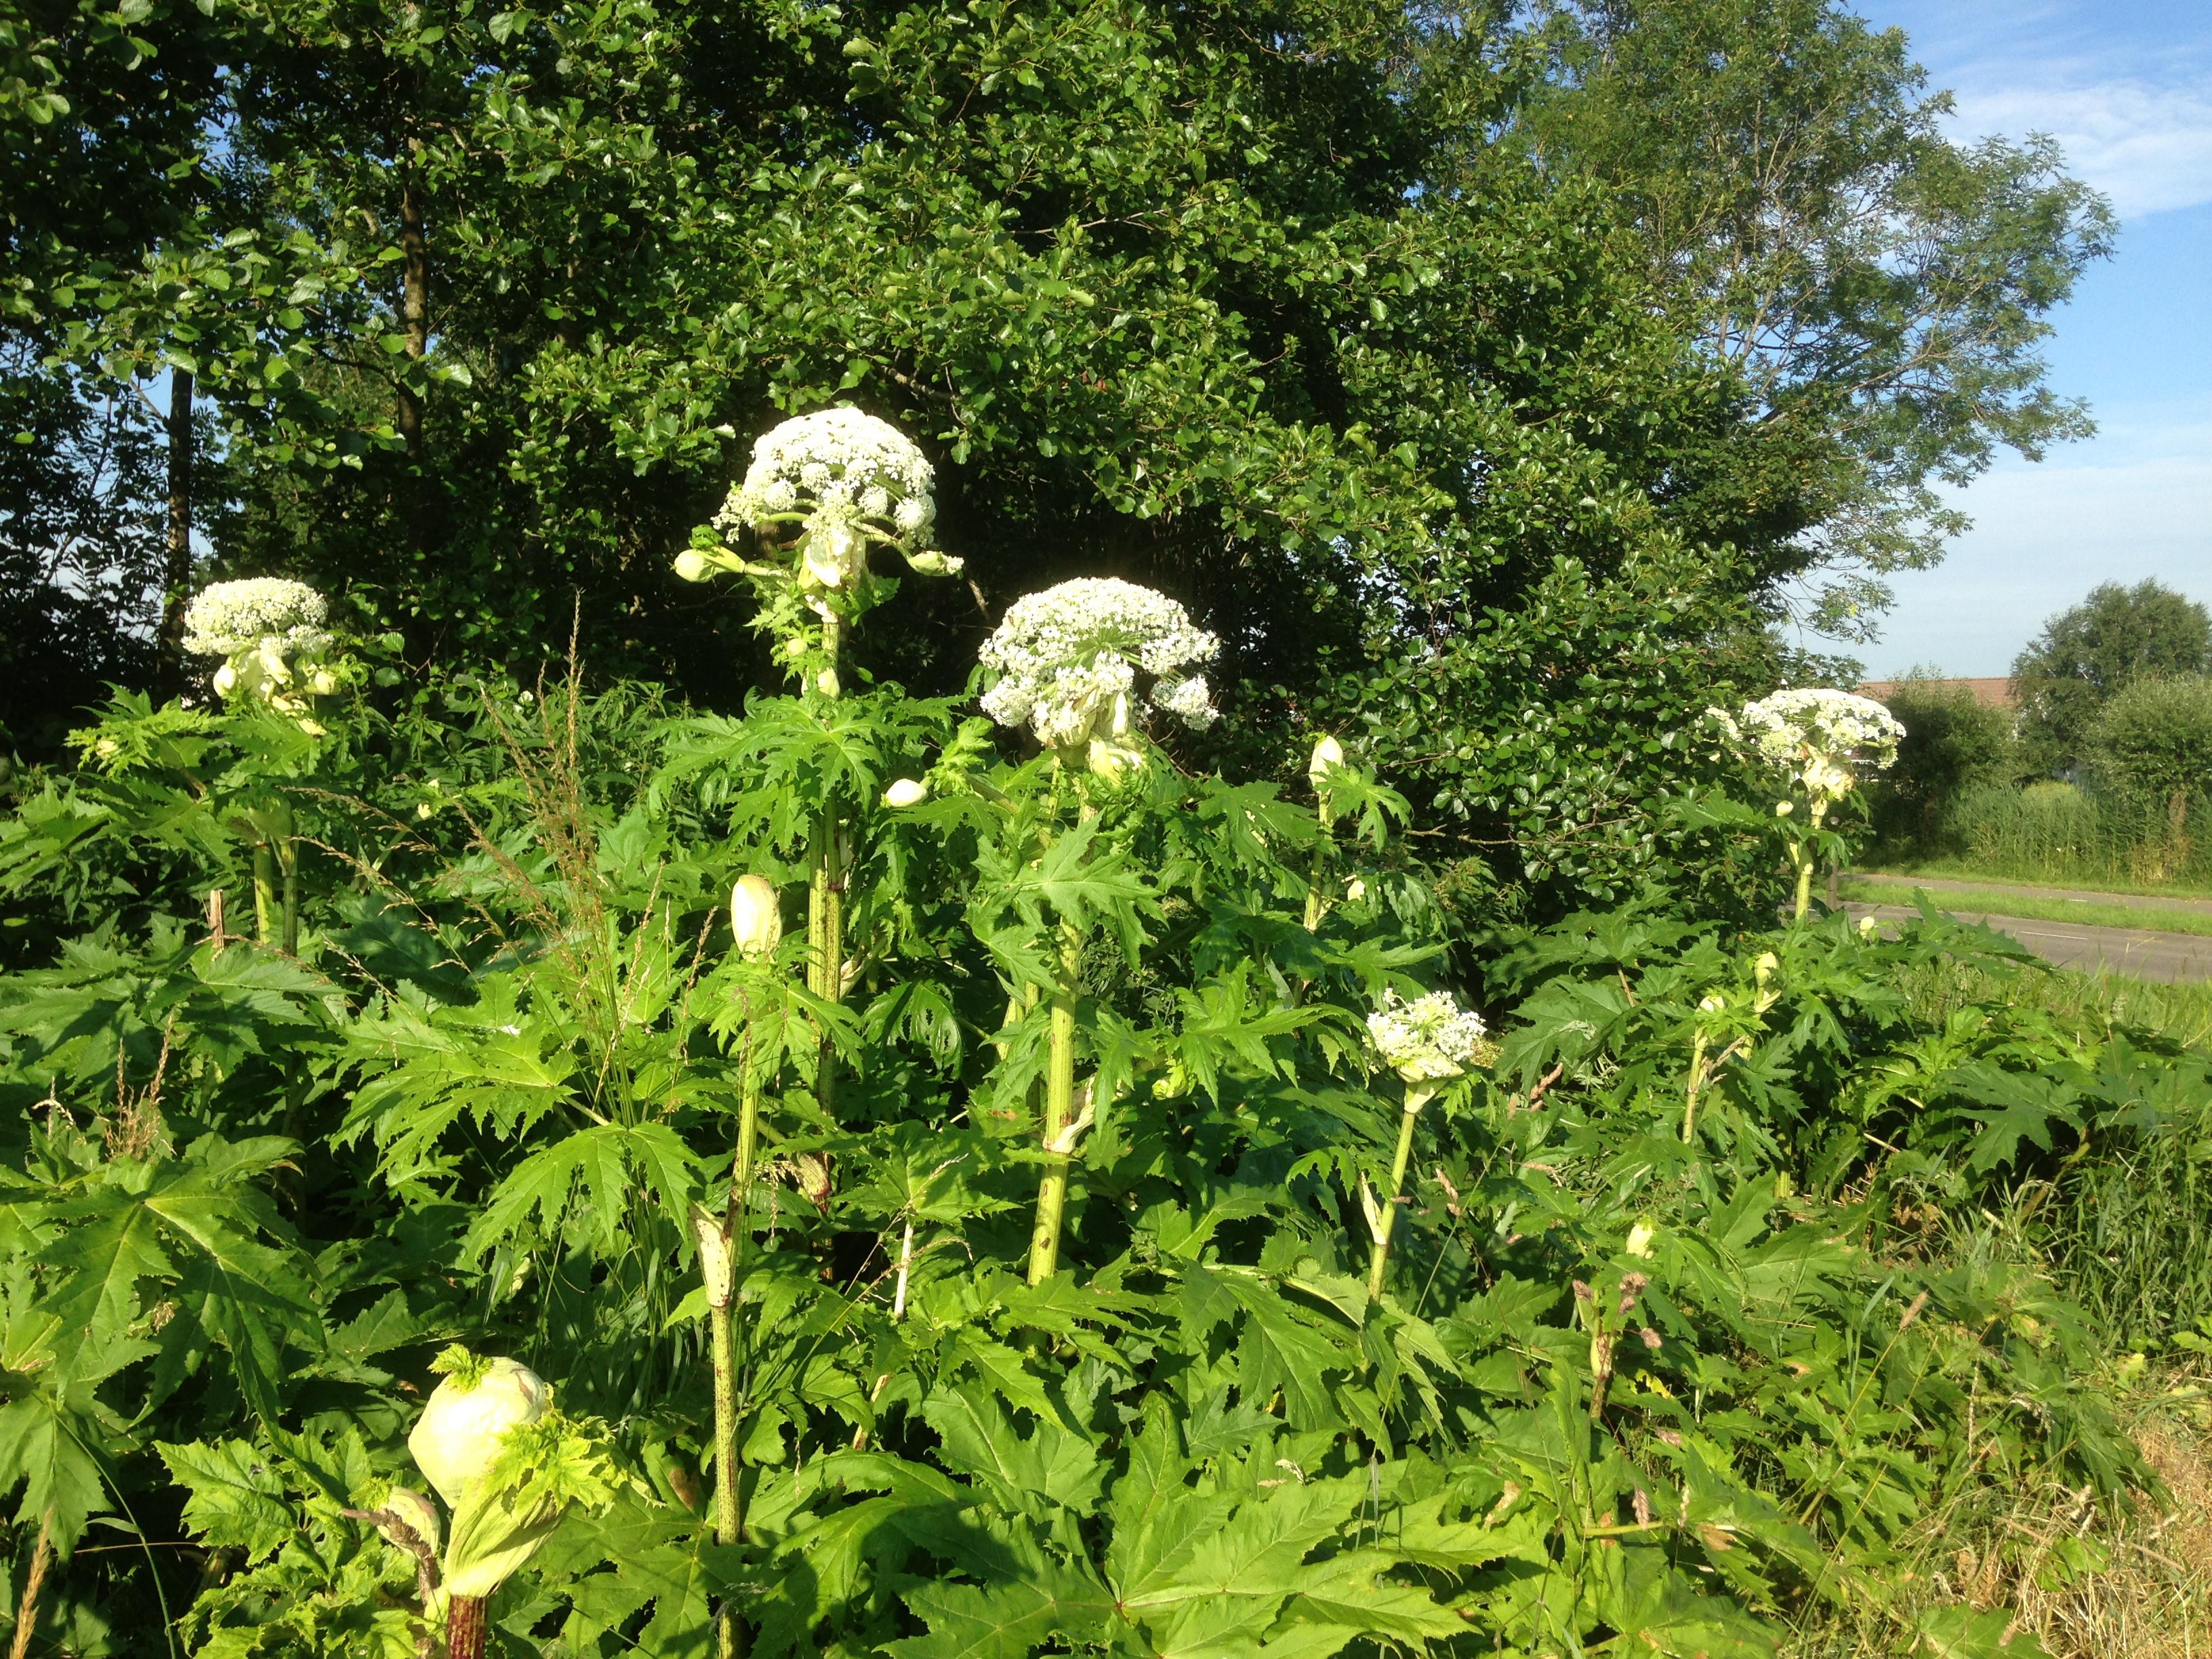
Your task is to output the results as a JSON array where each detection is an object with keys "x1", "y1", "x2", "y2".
[
  {"x1": 1740, "y1": 688, "x2": 1904, "y2": 921},
  {"x1": 1738, "y1": 689, "x2": 1902, "y2": 804},
  {"x1": 181, "y1": 577, "x2": 329, "y2": 658},
  {"x1": 1366, "y1": 987, "x2": 1488, "y2": 1092},
  {"x1": 181, "y1": 577, "x2": 337, "y2": 722},
  {"x1": 979, "y1": 578, "x2": 1220, "y2": 771},
  {"x1": 1361, "y1": 985, "x2": 1487, "y2": 1303},
  {"x1": 712, "y1": 407, "x2": 950, "y2": 585}
]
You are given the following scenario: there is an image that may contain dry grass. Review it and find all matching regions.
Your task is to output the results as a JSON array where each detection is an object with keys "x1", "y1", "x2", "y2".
[{"x1": 1788, "y1": 1368, "x2": 2212, "y2": 1658}]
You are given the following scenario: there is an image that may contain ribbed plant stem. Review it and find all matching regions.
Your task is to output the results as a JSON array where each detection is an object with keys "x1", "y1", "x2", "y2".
[
  {"x1": 251, "y1": 840, "x2": 278, "y2": 945},
  {"x1": 1025, "y1": 928, "x2": 1082, "y2": 1286},
  {"x1": 809, "y1": 813, "x2": 844, "y2": 1116},
  {"x1": 1365, "y1": 1095, "x2": 1425, "y2": 1303},
  {"x1": 1791, "y1": 799, "x2": 1828, "y2": 922},
  {"x1": 446, "y1": 1594, "x2": 487, "y2": 1659},
  {"x1": 1681, "y1": 1030, "x2": 1713, "y2": 1143},
  {"x1": 277, "y1": 832, "x2": 300, "y2": 956},
  {"x1": 710, "y1": 1296, "x2": 741, "y2": 1659}
]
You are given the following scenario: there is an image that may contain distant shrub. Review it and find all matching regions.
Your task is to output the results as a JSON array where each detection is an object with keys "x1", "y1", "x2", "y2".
[
  {"x1": 1866, "y1": 672, "x2": 2019, "y2": 853},
  {"x1": 2089, "y1": 675, "x2": 2212, "y2": 867}
]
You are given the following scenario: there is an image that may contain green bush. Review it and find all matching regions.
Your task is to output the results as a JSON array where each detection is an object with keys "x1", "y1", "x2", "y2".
[
  {"x1": 1865, "y1": 673, "x2": 2020, "y2": 853},
  {"x1": 2088, "y1": 675, "x2": 2212, "y2": 857},
  {"x1": 1910, "y1": 779, "x2": 2212, "y2": 890}
]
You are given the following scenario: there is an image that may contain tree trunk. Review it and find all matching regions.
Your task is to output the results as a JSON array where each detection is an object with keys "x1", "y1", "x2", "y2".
[
  {"x1": 397, "y1": 152, "x2": 429, "y2": 462},
  {"x1": 156, "y1": 367, "x2": 194, "y2": 695}
]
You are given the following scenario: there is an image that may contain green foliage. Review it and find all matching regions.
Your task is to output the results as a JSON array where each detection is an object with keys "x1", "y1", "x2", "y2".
[
  {"x1": 2087, "y1": 676, "x2": 2212, "y2": 835},
  {"x1": 2013, "y1": 581, "x2": 2212, "y2": 775},
  {"x1": 1509, "y1": 0, "x2": 2114, "y2": 632},
  {"x1": 1865, "y1": 673, "x2": 2021, "y2": 854},
  {"x1": 1912, "y1": 780, "x2": 2212, "y2": 892},
  {"x1": 0, "y1": 585, "x2": 2190, "y2": 1658},
  {"x1": 1, "y1": 0, "x2": 2107, "y2": 916}
]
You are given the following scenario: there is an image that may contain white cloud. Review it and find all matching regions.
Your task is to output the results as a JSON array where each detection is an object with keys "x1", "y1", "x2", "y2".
[
  {"x1": 1948, "y1": 79, "x2": 2212, "y2": 218},
  {"x1": 1850, "y1": 405, "x2": 2212, "y2": 678}
]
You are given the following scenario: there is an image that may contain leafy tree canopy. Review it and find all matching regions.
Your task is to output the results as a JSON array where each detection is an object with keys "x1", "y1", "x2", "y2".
[
  {"x1": 1502, "y1": 0, "x2": 2114, "y2": 636},
  {"x1": 2, "y1": 0, "x2": 2106, "y2": 913},
  {"x1": 2013, "y1": 579, "x2": 2212, "y2": 774}
]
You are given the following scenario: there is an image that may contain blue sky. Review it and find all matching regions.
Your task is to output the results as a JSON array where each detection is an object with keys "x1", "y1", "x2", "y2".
[{"x1": 1805, "y1": 0, "x2": 2212, "y2": 678}]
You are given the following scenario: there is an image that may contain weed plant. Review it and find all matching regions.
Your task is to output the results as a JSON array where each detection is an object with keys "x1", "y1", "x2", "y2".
[{"x1": 3, "y1": 424, "x2": 2208, "y2": 1659}]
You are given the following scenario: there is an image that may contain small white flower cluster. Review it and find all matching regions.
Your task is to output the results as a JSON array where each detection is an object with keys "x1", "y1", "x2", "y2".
[
  {"x1": 1739, "y1": 689, "x2": 1904, "y2": 802},
  {"x1": 979, "y1": 579, "x2": 1221, "y2": 764},
  {"x1": 182, "y1": 577, "x2": 329, "y2": 659},
  {"x1": 714, "y1": 407, "x2": 940, "y2": 548},
  {"x1": 1366, "y1": 987, "x2": 1488, "y2": 1087},
  {"x1": 182, "y1": 578, "x2": 338, "y2": 726}
]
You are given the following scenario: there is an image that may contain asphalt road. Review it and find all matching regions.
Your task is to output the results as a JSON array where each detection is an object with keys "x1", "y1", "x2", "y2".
[{"x1": 1845, "y1": 903, "x2": 2212, "y2": 984}]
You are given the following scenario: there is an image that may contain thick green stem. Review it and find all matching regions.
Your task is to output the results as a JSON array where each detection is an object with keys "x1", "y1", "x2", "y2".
[
  {"x1": 1790, "y1": 800, "x2": 1829, "y2": 922},
  {"x1": 709, "y1": 1296, "x2": 741, "y2": 1658},
  {"x1": 251, "y1": 841, "x2": 279, "y2": 945},
  {"x1": 1365, "y1": 1092, "x2": 1427, "y2": 1303},
  {"x1": 703, "y1": 1017, "x2": 762, "y2": 1659},
  {"x1": 809, "y1": 815, "x2": 845, "y2": 1116},
  {"x1": 1681, "y1": 1030, "x2": 1712, "y2": 1143},
  {"x1": 276, "y1": 832, "x2": 300, "y2": 957},
  {"x1": 1025, "y1": 929, "x2": 1082, "y2": 1286}
]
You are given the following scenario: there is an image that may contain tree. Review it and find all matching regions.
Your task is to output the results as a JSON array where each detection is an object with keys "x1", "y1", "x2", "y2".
[
  {"x1": 1864, "y1": 669, "x2": 2018, "y2": 852},
  {"x1": 2087, "y1": 675, "x2": 2212, "y2": 855},
  {"x1": 2013, "y1": 580, "x2": 2212, "y2": 774},
  {"x1": 1500, "y1": 0, "x2": 2114, "y2": 636},
  {"x1": 16, "y1": 0, "x2": 2091, "y2": 916},
  {"x1": 1, "y1": 0, "x2": 229, "y2": 732}
]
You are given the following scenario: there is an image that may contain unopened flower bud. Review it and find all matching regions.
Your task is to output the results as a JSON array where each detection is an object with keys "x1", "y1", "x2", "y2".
[
  {"x1": 1309, "y1": 734, "x2": 1344, "y2": 782},
  {"x1": 1344, "y1": 877, "x2": 1368, "y2": 902},
  {"x1": 1776, "y1": 800, "x2": 1794, "y2": 817},
  {"x1": 882, "y1": 777, "x2": 928, "y2": 808},
  {"x1": 1086, "y1": 737, "x2": 1146, "y2": 781},
  {"x1": 378, "y1": 1487, "x2": 443, "y2": 1557},
  {"x1": 815, "y1": 666, "x2": 840, "y2": 699},
  {"x1": 674, "y1": 548, "x2": 712, "y2": 583},
  {"x1": 1698, "y1": 993, "x2": 1727, "y2": 1015},
  {"x1": 1624, "y1": 1221, "x2": 1656, "y2": 1260},
  {"x1": 308, "y1": 668, "x2": 339, "y2": 696},
  {"x1": 408, "y1": 1353, "x2": 550, "y2": 1509},
  {"x1": 212, "y1": 663, "x2": 238, "y2": 697},
  {"x1": 729, "y1": 875, "x2": 782, "y2": 958},
  {"x1": 905, "y1": 549, "x2": 964, "y2": 577}
]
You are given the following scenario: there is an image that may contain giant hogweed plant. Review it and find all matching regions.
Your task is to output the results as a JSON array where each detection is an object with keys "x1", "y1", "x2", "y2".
[{"x1": 0, "y1": 413, "x2": 2171, "y2": 1659}]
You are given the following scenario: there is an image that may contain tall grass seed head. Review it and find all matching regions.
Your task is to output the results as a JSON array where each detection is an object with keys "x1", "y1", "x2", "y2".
[
  {"x1": 408, "y1": 1349, "x2": 551, "y2": 1509},
  {"x1": 1366, "y1": 987, "x2": 1488, "y2": 1086},
  {"x1": 979, "y1": 577, "x2": 1220, "y2": 751}
]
